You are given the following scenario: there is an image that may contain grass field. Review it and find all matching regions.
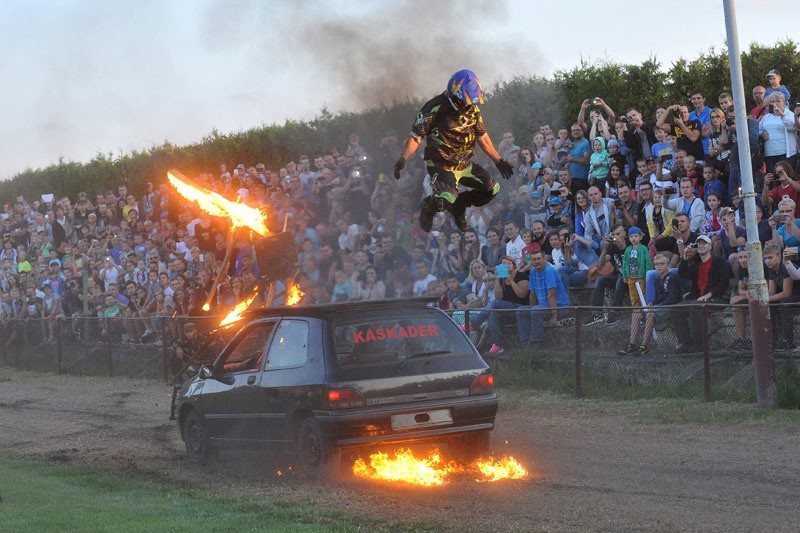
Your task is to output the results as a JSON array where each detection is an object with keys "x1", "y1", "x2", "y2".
[{"x1": 0, "y1": 458, "x2": 432, "y2": 532}]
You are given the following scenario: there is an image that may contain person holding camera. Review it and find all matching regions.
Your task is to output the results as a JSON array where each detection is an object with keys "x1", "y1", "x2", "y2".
[
  {"x1": 656, "y1": 104, "x2": 704, "y2": 163},
  {"x1": 393, "y1": 70, "x2": 513, "y2": 232},
  {"x1": 671, "y1": 234, "x2": 731, "y2": 353},
  {"x1": 663, "y1": 177, "x2": 705, "y2": 233},
  {"x1": 758, "y1": 93, "x2": 797, "y2": 175},
  {"x1": 762, "y1": 160, "x2": 800, "y2": 217},
  {"x1": 613, "y1": 181, "x2": 640, "y2": 233},
  {"x1": 719, "y1": 103, "x2": 762, "y2": 201},
  {"x1": 584, "y1": 223, "x2": 628, "y2": 325},
  {"x1": 622, "y1": 109, "x2": 659, "y2": 177}
]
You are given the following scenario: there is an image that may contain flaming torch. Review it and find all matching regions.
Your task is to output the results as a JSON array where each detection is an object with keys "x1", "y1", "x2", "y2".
[{"x1": 167, "y1": 169, "x2": 270, "y2": 312}]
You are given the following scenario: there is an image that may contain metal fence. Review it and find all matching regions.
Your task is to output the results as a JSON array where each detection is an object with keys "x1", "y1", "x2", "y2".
[
  {"x1": 3, "y1": 304, "x2": 799, "y2": 405},
  {"x1": 447, "y1": 303, "x2": 800, "y2": 403},
  {"x1": 0, "y1": 315, "x2": 226, "y2": 380}
]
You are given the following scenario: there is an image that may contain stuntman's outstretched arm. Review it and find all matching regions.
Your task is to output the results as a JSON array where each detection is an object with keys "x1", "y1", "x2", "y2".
[
  {"x1": 477, "y1": 133, "x2": 502, "y2": 163},
  {"x1": 399, "y1": 135, "x2": 421, "y2": 161}
]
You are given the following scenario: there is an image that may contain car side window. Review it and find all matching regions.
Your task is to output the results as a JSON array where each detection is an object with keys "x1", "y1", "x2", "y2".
[
  {"x1": 220, "y1": 322, "x2": 276, "y2": 374},
  {"x1": 266, "y1": 320, "x2": 309, "y2": 370}
]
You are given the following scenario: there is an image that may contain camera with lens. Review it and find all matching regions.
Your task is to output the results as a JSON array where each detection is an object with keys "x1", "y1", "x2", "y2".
[
  {"x1": 611, "y1": 193, "x2": 622, "y2": 208},
  {"x1": 725, "y1": 117, "x2": 735, "y2": 126},
  {"x1": 768, "y1": 104, "x2": 776, "y2": 114},
  {"x1": 688, "y1": 242, "x2": 699, "y2": 249},
  {"x1": 619, "y1": 115, "x2": 630, "y2": 123},
  {"x1": 663, "y1": 186, "x2": 677, "y2": 195},
  {"x1": 592, "y1": 97, "x2": 601, "y2": 105}
]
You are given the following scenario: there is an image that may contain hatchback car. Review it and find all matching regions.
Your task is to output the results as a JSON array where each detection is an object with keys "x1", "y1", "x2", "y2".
[{"x1": 174, "y1": 298, "x2": 498, "y2": 477}]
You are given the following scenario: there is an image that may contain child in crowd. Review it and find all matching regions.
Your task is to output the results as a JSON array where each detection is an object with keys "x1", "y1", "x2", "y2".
[
  {"x1": 525, "y1": 191, "x2": 548, "y2": 228},
  {"x1": 589, "y1": 137, "x2": 610, "y2": 188},
  {"x1": 651, "y1": 127, "x2": 674, "y2": 166},
  {"x1": 619, "y1": 226, "x2": 653, "y2": 356},
  {"x1": 702, "y1": 192, "x2": 724, "y2": 239},
  {"x1": 702, "y1": 165, "x2": 727, "y2": 206},
  {"x1": 518, "y1": 229, "x2": 541, "y2": 273},
  {"x1": 607, "y1": 139, "x2": 626, "y2": 170},
  {"x1": 555, "y1": 128, "x2": 573, "y2": 165}
]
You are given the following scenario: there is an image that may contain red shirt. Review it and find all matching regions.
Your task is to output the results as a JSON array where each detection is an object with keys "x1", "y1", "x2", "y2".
[
  {"x1": 769, "y1": 184, "x2": 800, "y2": 217},
  {"x1": 697, "y1": 256, "x2": 712, "y2": 296}
]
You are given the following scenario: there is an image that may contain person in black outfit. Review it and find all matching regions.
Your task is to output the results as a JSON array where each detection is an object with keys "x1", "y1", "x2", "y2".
[
  {"x1": 393, "y1": 69, "x2": 513, "y2": 232},
  {"x1": 672, "y1": 235, "x2": 732, "y2": 353}
]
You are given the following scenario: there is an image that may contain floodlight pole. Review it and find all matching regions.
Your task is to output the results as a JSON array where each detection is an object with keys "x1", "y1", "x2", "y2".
[{"x1": 723, "y1": 0, "x2": 777, "y2": 407}]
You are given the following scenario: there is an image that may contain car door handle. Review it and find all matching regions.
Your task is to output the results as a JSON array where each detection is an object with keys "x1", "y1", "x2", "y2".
[{"x1": 247, "y1": 375, "x2": 256, "y2": 385}]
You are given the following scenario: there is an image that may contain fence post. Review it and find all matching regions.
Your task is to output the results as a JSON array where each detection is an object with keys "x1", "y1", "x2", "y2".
[
  {"x1": 702, "y1": 304, "x2": 711, "y2": 402},
  {"x1": 107, "y1": 332, "x2": 113, "y2": 378},
  {"x1": 56, "y1": 318, "x2": 63, "y2": 375},
  {"x1": 162, "y1": 317, "x2": 169, "y2": 382},
  {"x1": 464, "y1": 308, "x2": 471, "y2": 342},
  {"x1": 575, "y1": 306, "x2": 583, "y2": 398}
]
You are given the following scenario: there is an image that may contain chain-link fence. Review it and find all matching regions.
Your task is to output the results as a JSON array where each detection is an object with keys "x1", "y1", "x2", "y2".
[
  {"x1": 3, "y1": 304, "x2": 799, "y2": 406},
  {"x1": 0, "y1": 315, "x2": 226, "y2": 380},
  {"x1": 447, "y1": 303, "x2": 800, "y2": 404}
]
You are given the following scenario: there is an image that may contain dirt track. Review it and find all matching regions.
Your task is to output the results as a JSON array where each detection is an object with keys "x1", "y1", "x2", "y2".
[{"x1": 1, "y1": 369, "x2": 799, "y2": 532}]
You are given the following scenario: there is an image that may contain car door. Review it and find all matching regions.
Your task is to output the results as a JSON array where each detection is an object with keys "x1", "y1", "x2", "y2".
[
  {"x1": 257, "y1": 319, "x2": 312, "y2": 443},
  {"x1": 200, "y1": 320, "x2": 277, "y2": 443}
]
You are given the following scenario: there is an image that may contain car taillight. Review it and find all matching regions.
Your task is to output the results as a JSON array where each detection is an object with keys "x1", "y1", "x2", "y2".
[
  {"x1": 470, "y1": 373, "x2": 494, "y2": 395},
  {"x1": 324, "y1": 388, "x2": 366, "y2": 409}
]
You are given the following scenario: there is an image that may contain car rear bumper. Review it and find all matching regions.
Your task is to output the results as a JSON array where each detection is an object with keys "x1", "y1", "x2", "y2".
[{"x1": 314, "y1": 395, "x2": 498, "y2": 449}]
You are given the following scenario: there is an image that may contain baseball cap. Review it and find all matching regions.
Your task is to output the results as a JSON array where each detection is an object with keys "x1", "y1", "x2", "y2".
[
  {"x1": 236, "y1": 163, "x2": 245, "y2": 170},
  {"x1": 627, "y1": 226, "x2": 643, "y2": 237},
  {"x1": 49, "y1": 259, "x2": 62, "y2": 267},
  {"x1": 530, "y1": 191, "x2": 542, "y2": 199},
  {"x1": 607, "y1": 139, "x2": 620, "y2": 148},
  {"x1": 696, "y1": 235, "x2": 712, "y2": 244},
  {"x1": 767, "y1": 69, "x2": 781, "y2": 78},
  {"x1": 549, "y1": 197, "x2": 562, "y2": 205}
]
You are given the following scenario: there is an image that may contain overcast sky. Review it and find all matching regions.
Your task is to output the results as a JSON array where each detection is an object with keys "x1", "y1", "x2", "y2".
[{"x1": 1, "y1": 0, "x2": 795, "y2": 180}]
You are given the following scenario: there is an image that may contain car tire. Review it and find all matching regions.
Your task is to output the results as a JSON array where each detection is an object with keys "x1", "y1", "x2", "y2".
[
  {"x1": 453, "y1": 430, "x2": 491, "y2": 462},
  {"x1": 297, "y1": 417, "x2": 337, "y2": 479},
  {"x1": 183, "y1": 410, "x2": 213, "y2": 465}
]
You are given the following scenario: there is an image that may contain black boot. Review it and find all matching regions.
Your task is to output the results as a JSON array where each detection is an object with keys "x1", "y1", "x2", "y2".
[
  {"x1": 419, "y1": 196, "x2": 442, "y2": 232},
  {"x1": 450, "y1": 195, "x2": 469, "y2": 232}
]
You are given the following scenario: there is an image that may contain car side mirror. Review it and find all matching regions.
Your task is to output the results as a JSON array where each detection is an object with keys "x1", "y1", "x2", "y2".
[{"x1": 198, "y1": 366, "x2": 213, "y2": 380}]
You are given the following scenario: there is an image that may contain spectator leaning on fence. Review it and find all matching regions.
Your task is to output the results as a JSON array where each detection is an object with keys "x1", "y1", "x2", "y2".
[
  {"x1": 671, "y1": 234, "x2": 731, "y2": 353},
  {"x1": 516, "y1": 248, "x2": 569, "y2": 346}
]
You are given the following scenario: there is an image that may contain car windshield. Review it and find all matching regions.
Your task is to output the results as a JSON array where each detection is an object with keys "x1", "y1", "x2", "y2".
[{"x1": 333, "y1": 309, "x2": 473, "y2": 367}]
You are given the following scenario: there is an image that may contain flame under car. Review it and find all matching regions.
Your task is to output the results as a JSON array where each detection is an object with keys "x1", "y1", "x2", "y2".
[{"x1": 175, "y1": 298, "x2": 498, "y2": 478}]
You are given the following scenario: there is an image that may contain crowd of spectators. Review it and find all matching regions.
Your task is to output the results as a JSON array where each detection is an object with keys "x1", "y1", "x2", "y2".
[{"x1": 2, "y1": 69, "x2": 800, "y2": 357}]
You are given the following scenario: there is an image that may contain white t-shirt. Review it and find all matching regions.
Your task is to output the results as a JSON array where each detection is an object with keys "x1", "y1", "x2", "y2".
[{"x1": 505, "y1": 235, "x2": 525, "y2": 265}]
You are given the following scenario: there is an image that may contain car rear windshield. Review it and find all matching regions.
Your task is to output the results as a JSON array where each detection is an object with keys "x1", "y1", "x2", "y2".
[{"x1": 333, "y1": 308, "x2": 474, "y2": 367}]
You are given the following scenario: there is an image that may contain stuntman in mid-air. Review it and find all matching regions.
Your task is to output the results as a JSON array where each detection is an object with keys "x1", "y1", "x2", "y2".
[{"x1": 393, "y1": 69, "x2": 513, "y2": 232}]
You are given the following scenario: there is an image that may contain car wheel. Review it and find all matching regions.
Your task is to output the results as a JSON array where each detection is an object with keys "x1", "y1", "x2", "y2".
[
  {"x1": 297, "y1": 417, "x2": 336, "y2": 479},
  {"x1": 183, "y1": 410, "x2": 213, "y2": 465},
  {"x1": 453, "y1": 430, "x2": 491, "y2": 462}
]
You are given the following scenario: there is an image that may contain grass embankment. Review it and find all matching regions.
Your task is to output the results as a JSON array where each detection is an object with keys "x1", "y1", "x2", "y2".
[{"x1": 0, "y1": 458, "x2": 435, "y2": 532}]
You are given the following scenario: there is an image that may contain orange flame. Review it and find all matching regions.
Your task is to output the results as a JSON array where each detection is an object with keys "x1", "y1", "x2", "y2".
[
  {"x1": 474, "y1": 456, "x2": 529, "y2": 482},
  {"x1": 167, "y1": 170, "x2": 269, "y2": 236},
  {"x1": 219, "y1": 293, "x2": 258, "y2": 327},
  {"x1": 285, "y1": 284, "x2": 305, "y2": 306},
  {"x1": 352, "y1": 447, "x2": 529, "y2": 486}
]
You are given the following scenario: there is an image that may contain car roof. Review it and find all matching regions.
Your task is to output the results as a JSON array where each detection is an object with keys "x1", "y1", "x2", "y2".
[{"x1": 243, "y1": 297, "x2": 439, "y2": 320}]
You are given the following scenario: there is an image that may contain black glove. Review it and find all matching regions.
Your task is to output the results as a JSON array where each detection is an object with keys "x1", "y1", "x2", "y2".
[
  {"x1": 496, "y1": 159, "x2": 513, "y2": 180},
  {"x1": 393, "y1": 158, "x2": 406, "y2": 180}
]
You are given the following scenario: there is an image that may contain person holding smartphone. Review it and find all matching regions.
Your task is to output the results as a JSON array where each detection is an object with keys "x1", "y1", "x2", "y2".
[{"x1": 470, "y1": 256, "x2": 529, "y2": 354}]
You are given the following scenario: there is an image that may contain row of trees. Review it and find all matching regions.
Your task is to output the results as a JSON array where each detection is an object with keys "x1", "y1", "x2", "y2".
[{"x1": 5, "y1": 40, "x2": 799, "y2": 202}]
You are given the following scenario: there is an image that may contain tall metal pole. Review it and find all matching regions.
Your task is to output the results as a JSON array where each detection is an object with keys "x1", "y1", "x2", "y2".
[{"x1": 723, "y1": 0, "x2": 777, "y2": 407}]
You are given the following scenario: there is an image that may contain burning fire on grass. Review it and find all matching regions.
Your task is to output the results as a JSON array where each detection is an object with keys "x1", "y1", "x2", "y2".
[{"x1": 352, "y1": 447, "x2": 529, "y2": 486}]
